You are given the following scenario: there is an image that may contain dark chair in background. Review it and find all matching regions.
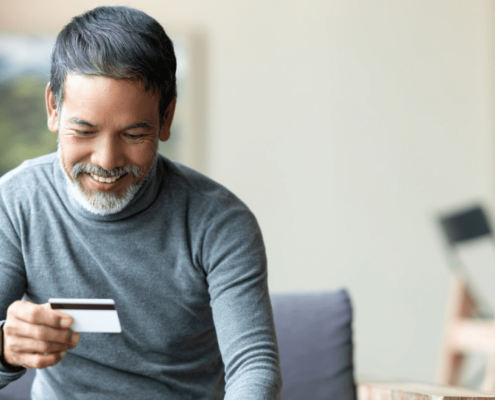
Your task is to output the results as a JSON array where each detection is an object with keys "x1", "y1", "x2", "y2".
[
  {"x1": 271, "y1": 288, "x2": 356, "y2": 400},
  {"x1": 436, "y1": 204, "x2": 495, "y2": 392}
]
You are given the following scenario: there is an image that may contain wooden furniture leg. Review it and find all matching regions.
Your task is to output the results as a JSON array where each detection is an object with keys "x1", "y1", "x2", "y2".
[
  {"x1": 436, "y1": 275, "x2": 477, "y2": 386},
  {"x1": 482, "y1": 353, "x2": 495, "y2": 392}
]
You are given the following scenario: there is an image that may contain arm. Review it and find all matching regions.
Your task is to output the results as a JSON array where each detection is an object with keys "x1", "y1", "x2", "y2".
[
  {"x1": 0, "y1": 198, "x2": 28, "y2": 386},
  {"x1": 0, "y1": 196, "x2": 79, "y2": 387},
  {"x1": 203, "y1": 207, "x2": 282, "y2": 400}
]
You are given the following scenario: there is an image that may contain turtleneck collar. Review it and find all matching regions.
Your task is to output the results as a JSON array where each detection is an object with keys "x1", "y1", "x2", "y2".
[{"x1": 54, "y1": 155, "x2": 166, "y2": 222}]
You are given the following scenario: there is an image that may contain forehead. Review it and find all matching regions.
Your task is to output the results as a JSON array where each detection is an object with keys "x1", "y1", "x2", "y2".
[{"x1": 62, "y1": 74, "x2": 159, "y2": 124}]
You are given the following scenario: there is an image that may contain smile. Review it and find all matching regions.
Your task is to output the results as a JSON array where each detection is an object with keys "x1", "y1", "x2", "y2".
[{"x1": 90, "y1": 173, "x2": 126, "y2": 184}]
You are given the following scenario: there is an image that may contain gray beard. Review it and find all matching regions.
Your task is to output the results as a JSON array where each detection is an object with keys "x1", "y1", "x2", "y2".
[{"x1": 57, "y1": 146, "x2": 158, "y2": 216}]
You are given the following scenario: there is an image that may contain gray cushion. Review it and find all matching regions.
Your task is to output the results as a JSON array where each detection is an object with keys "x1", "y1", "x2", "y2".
[
  {"x1": 271, "y1": 289, "x2": 356, "y2": 400},
  {"x1": 0, "y1": 368, "x2": 34, "y2": 399}
]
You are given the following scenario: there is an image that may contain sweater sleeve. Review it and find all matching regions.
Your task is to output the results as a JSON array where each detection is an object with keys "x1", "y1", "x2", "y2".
[
  {"x1": 0, "y1": 194, "x2": 28, "y2": 387},
  {"x1": 202, "y1": 206, "x2": 282, "y2": 400}
]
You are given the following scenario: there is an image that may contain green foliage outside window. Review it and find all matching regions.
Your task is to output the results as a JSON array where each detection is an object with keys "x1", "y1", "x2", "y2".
[{"x1": 0, "y1": 77, "x2": 58, "y2": 177}]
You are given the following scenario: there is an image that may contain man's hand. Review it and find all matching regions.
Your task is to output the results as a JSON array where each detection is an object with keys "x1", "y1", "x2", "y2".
[{"x1": 3, "y1": 301, "x2": 80, "y2": 369}]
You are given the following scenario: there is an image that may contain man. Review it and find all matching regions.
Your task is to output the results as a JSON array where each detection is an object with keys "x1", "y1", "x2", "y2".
[{"x1": 0, "y1": 6, "x2": 282, "y2": 399}]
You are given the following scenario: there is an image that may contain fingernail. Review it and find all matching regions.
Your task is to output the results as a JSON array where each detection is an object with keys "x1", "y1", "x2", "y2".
[
  {"x1": 60, "y1": 351, "x2": 67, "y2": 359},
  {"x1": 61, "y1": 319, "x2": 72, "y2": 328},
  {"x1": 71, "y1": 332, "x2": 80, "y2": 345}
]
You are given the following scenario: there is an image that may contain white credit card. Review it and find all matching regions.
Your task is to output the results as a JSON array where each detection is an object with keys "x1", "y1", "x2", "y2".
[{"x1": 49, "y1": 298, "x2": 122, "y2": 333}]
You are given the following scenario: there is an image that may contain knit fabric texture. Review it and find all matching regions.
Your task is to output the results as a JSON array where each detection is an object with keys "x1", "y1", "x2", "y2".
[{"x1": 0, "y1": 153, "x2": 282, "y2": 400}]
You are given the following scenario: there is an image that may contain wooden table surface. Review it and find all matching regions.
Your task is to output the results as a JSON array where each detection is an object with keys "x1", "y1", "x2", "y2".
[{"x1": 358, "y1": 382, "x2": 495, "y2": 399}]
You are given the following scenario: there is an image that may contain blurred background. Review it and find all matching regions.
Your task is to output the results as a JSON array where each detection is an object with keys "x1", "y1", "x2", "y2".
[{"x1": 1, "y1": 0, "x2": 495, "y2": 387}]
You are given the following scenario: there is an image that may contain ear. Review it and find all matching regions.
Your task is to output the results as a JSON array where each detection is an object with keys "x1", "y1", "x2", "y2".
[
  {"x1": 159, "y1": 98, "x2": 177, "y2": 142},
  {"x1": 45, "y1": 83, "x2": 59, "y2": 133}
]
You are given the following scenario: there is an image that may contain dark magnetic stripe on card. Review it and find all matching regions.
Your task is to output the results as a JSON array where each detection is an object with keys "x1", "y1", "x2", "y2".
[{"x1": 50, "y1": 304, "x2": 115, "y2": 310}]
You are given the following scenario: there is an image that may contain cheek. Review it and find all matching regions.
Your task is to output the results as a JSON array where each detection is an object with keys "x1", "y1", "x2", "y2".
[
  {"x1": 128, "y1": 143, "x2": 158, "y2": 167},
  {"x1": 60, "y1": 139, "x2": 92, "y2": 168}
]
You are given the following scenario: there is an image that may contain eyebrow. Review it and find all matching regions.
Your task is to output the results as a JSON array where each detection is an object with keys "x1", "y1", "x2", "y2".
[
  {"x1": 125, "y1": 121, "x2": 154, "y2": 130},
  {"x1": 69, "y1": 118, "x2": 96, "y2": 128},
  {"x1": 68, "y1": 118, "x2": 154, "y2": 130}
]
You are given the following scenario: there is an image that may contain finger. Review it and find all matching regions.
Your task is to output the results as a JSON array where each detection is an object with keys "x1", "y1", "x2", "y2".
[
  {"x1": 41, "y1": 303, "x2": 74, "y2": 328},
  {"x1": 7, "y1": 336, "x2": 75, "y2": 355},
  {"x1": 17, "y1": 351, "x2": 68, "y2": 370},
  {"x1": 8, "y1": 301, "x2": 73, "y2": 329},
  {"x1": 5, "y1": 319, "x2": 80, "y2": 346}
]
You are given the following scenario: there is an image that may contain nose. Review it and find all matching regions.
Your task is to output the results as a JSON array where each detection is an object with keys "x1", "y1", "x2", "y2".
[{"x1": 90, "y1": 133, "x2": 126, "y2": 172}]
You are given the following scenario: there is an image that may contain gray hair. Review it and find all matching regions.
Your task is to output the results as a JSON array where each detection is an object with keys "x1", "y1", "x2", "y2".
[{"x1": 50, "y1": 6, "x2": 177, "y2": 124}]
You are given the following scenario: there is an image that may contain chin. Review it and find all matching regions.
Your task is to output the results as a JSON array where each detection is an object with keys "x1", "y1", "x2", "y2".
[
  {"x1": 68, "y1": 180, "x2": 142, "y2": 215},
  {"x1": 57, "y1": 145, "x2": 159, "y2": 215}
]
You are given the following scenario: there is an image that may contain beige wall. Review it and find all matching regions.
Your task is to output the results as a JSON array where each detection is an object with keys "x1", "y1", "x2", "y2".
[{"x1": 2, "y1": 0, "x2": 494, "y2": 384}]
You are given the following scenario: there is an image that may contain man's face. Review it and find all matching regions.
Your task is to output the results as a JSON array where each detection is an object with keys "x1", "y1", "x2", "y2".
[{"x1": 46, "y1": 74, "x2": 174, "y2": 214}]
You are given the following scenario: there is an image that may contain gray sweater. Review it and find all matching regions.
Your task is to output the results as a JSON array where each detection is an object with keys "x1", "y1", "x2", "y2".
[{"x1": 0, "y1": 153, "x2": 282, "y2": 399}]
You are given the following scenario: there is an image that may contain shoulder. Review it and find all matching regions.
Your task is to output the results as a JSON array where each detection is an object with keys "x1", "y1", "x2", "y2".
[
  {"x1": 162, "y1": 157, "x2": 262, "y2": 241},
  {"x1": 161, "y1": 159, "x2": 267, "y2": 275},
  {"x1": 163, "y1": 156, "x2": 250, "y2": 214},
  {"x1": 0, "y1": 153, "x2": 57, "y2": 200}
]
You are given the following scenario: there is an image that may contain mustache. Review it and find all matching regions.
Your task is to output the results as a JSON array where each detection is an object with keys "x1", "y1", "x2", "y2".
[{"x1": 71, "y1": 163, "x2": 143, "y2": 179}]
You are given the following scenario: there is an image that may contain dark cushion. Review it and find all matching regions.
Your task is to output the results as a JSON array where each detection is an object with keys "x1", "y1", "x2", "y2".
[
  {"x1": 0, "y1": 368, "x2": 35, "y2": 399},
  {"x1": 271, "y1": 289, "x2": 356, "y2": 400}
]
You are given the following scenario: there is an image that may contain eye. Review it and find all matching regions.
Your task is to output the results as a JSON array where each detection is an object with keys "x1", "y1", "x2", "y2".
[
  {"x1": 126, "y1": 134, "x2": 146, "y2": 140},
  {"x1": 75, "y1": 130, "x2": 94, "y2": 136}
]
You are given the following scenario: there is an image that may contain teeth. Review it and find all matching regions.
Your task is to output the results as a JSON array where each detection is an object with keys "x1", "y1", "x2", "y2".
[{"x1": 90, "y1": 173, "x2": 122, "y2": 183}]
